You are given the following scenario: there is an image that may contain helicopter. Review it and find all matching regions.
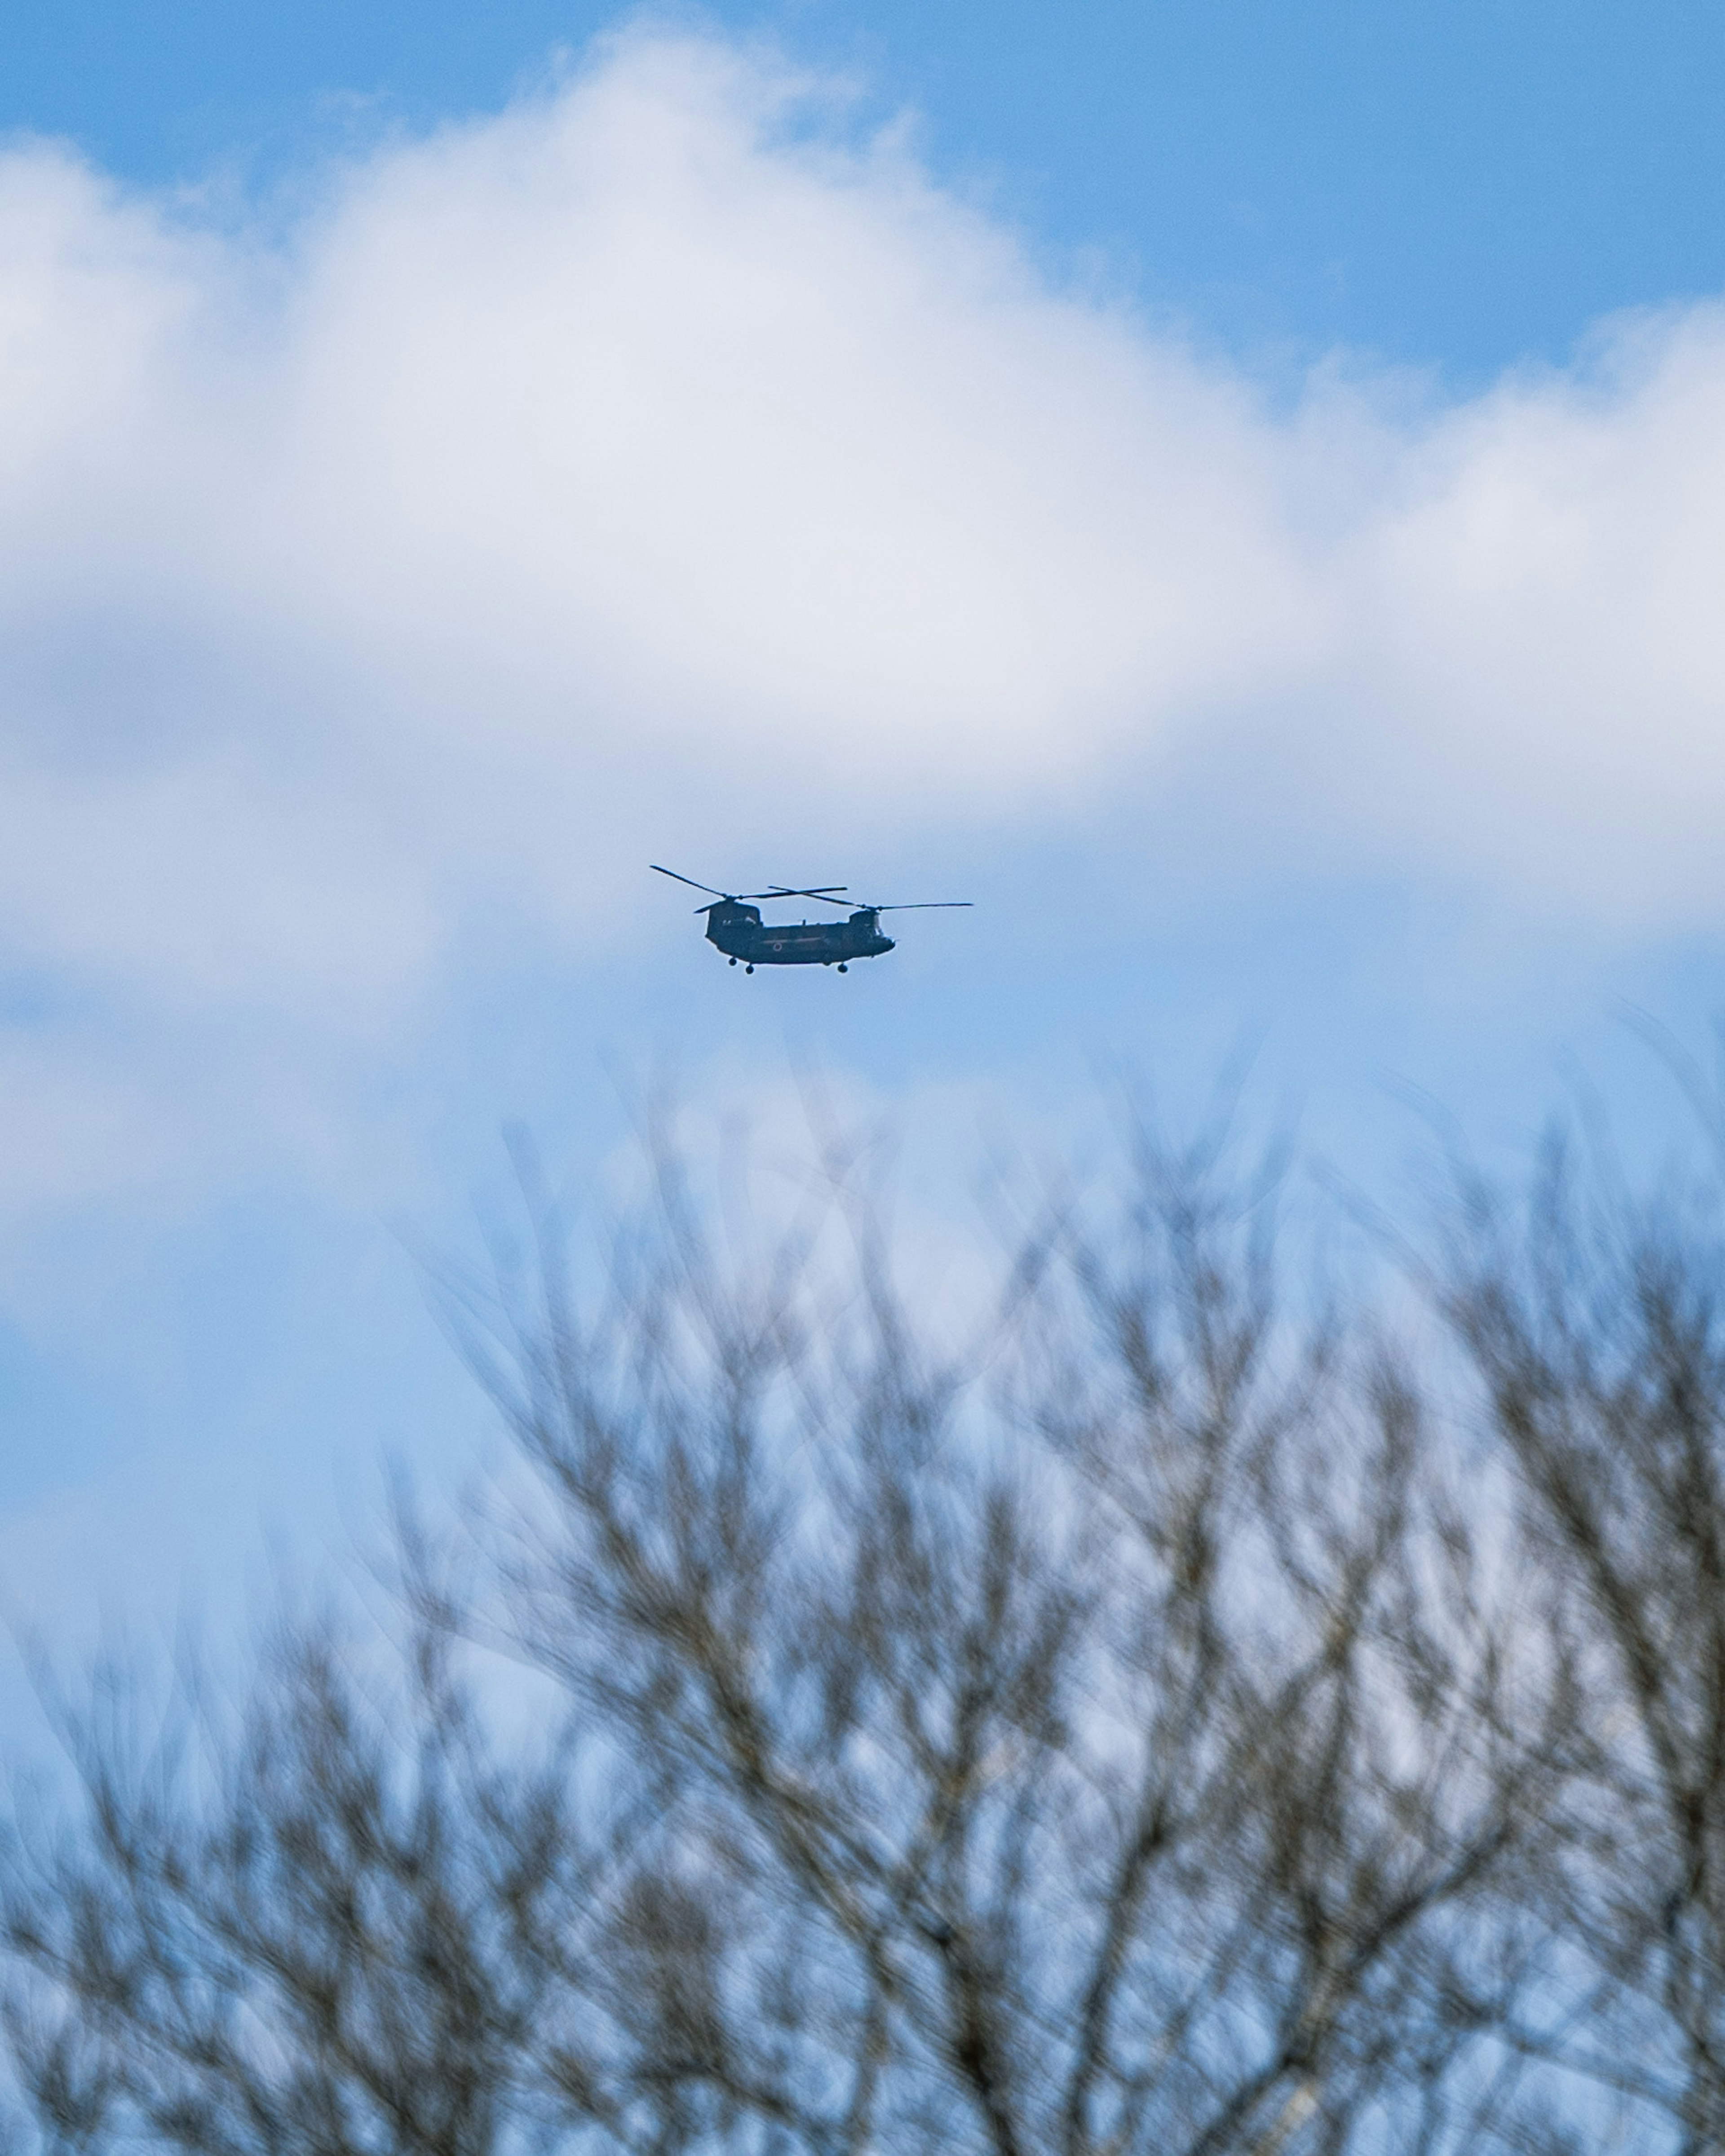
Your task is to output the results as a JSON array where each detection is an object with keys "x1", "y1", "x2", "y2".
[{"x1": 651, "y1": 866, "x2": 972, "y2": 972}]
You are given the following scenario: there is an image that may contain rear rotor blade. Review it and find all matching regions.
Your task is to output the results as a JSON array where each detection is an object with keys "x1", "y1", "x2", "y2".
[
  {"x1": 651, "y1": 864, "x2": 730, "y2": 898},
  {"x1": 871, "y1": 901, "x2": 973, "y2": 912},
  {"x1": 765, "y1": 886, "x2": 851, "y2": 907},
  {"x1": 724, "y1": 888, "x2": 845, "y2": 904}
]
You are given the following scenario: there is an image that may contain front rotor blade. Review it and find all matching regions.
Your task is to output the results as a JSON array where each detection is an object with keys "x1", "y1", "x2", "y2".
[
  {"x1": 764, "y1": 886, "x2": 851, "y2": 907},
  {"x1": 871, "y1": 901, "x2": 974, "y2": 912}
]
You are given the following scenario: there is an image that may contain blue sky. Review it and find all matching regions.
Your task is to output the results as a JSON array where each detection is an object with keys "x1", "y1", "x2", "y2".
[
  {"x1": 14, "y1": 0, "x2": 1725, "y2": 378},
  {"x1": 5, "y1": 0, "x2": 1725, "y2": 1682}
]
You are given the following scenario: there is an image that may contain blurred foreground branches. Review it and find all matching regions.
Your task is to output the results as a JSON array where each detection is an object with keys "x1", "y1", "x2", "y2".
[{"x1": 6, "y1": 1115, "x2": 1725, "y2": 2156}]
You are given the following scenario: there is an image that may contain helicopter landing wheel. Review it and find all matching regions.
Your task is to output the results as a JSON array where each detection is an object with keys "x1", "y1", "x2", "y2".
[
  {"x1": 746, "y1": 963, "x2": 754, "y2": 974},
  {"x1": 729, "y1": 956, "x2": 737, "y2": 966},
  {"x1": 837, "y1": 963, "x2": 848, "y2": 974}
]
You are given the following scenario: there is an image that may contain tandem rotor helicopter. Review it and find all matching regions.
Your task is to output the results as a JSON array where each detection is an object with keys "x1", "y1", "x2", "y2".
[{"x1": 652, "y1": 866, "x2": 972, "y2": 973}]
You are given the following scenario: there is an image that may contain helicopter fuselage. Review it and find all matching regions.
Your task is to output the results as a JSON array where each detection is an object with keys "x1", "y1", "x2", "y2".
[{"x1": 704, "y1": 900, "x2": 894, "y2": 968}]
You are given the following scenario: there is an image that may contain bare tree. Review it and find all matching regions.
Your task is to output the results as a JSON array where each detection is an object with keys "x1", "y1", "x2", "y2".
[
  {"x1": 0, "y1": 1123, "x2": 1655, "y2": 2155},
  {"x1": 0, "y1": 1615, "x2": 657, "y2": 2156},
  {"x1": 1437, "y1": 1132, "x2": 1725, "y2": 2153}
]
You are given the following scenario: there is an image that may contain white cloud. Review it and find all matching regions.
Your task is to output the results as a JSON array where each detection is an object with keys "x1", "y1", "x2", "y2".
[
  {"x1": 1, "y1": 23, "x2": 1724, "y2": 1206},
  {"x1": 1328, "y1": 310, "x2": 1725, "y2": 908},
  {"x1": 2, "y1": 31, "x2": 1319, "y2": 1030}
]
